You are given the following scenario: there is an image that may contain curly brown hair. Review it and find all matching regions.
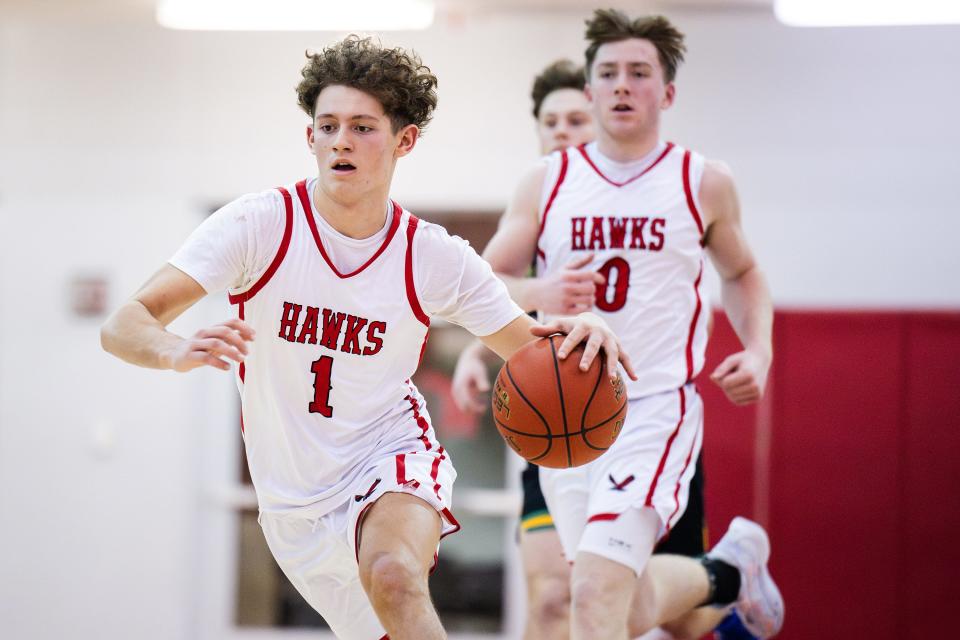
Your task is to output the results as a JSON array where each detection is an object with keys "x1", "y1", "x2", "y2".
[
  {"x1": 531, "y1": 60, "x2": 586, "y2": 119},
  {"x1": 296, "y1": 35, "x2": 438, "y2": 134},
  {"x1": 584, "y1": 10, "x2": 686, "y2": 83}
]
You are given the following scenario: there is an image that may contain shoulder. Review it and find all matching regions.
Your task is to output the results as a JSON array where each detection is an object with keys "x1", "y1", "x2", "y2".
[
  {"x1": 411, "y1": 217, "x2": 471, "y2": 257},
  {"x1": 698, "y1": 159, "x2": 739, "y2": 225}
]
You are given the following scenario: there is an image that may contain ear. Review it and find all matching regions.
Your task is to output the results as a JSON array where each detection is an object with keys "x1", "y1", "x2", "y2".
[
  {"x1": 394, "y1": 124, "x2": 420, "y2": 158},
  {"x1": 584, "y1": 81, "x2": 595, "y2": 103},
  {"x1": 306, "y1": 124, "x2": 316, "y2": 153},
  {"x1": 661, "y1": 83, "x2": 676, "y2": 110}
]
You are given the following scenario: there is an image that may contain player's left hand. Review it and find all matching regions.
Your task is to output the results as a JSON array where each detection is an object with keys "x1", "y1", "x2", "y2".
[
  {"x1": 531, "y1": 312, "x2": 638, "y2": 381},
  {"x1": 710, "y1": 349, "x2": 771, "y2": 405}
]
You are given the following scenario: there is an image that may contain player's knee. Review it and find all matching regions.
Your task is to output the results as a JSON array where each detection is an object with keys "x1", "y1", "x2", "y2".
[
  {"x1": 361, "y1": 551, "x2": 424, "y2": 608},
  {"x1": 626, "y1": 585, "x2": 658, "y2": 636},
  {"x1": 570, "y1": 573, "x2": 619, "y2": 625},
  {"x1": 529, "y1": 575, "x2": 570, "y2": 626}
]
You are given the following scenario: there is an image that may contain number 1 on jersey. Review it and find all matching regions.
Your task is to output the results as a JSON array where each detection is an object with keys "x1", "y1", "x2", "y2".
[{"x1": 309, "y1": 356, "x2": 334, "y2": 417}]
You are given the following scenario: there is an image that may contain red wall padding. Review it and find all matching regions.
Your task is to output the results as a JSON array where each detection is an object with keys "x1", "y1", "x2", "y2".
[{"x1": 698, "y1": 310, "x2": 960, "y2": 640}]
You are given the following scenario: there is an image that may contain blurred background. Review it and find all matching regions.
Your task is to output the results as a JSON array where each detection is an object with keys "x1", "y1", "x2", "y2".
[{"x1": 0, "y1": 0, "x2": 958, "y2": 638}]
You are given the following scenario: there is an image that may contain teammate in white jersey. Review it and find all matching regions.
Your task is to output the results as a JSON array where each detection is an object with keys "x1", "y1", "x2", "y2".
[
  {"x1": 100, "y1": 36, "x2": 635, "y2": 640},
  {"x1": 465, "y1": 11, "x2": 783, "y2": 639},
  {"x1": 453, "y1": 59, "x2": 759, "y2": 640}
]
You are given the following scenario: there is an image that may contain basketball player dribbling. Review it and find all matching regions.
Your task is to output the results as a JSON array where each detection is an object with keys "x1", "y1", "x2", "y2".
[
  {"x1": 99, "y1": 36, "x2": 635, "y2": 640},
  {"x1": 452, "y1": 58, "x2": 760, "y2": 640},
  {"x1": 459, "y1": 10, "x2": 784, "y2": 640}
]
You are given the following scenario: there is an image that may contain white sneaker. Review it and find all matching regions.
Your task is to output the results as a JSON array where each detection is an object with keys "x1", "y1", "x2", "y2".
[{"x1": 707, "y1": 517, "x2": 785, "y2": 638}]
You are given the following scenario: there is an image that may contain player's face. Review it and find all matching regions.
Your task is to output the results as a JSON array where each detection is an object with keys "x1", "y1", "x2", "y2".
[
  {"x1": 586, "y1": 38, "x2": 675, "y2": 141},
  {"x1": 307, "y1": 85, "x2": 418, "y2": 202},
  {"x1": 536, "y1": 88, "x2": 595, "y2": 155}
]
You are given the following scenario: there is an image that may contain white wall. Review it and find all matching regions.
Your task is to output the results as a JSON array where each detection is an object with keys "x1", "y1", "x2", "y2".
[{"x1": 0, "y1": 4, "x2": 958, "y2": 639}]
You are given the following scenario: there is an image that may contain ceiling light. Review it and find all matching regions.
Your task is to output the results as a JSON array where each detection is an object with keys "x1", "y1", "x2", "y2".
[
  {"x1": 157, "y1": 0, "x2": 435, "y2": 31},
  {"x1": 775, "y1": 0, "x2": 960, "y2": 27}
]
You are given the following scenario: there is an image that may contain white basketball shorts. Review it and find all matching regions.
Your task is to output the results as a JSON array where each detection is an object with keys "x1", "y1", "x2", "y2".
[
  {"x1": 539, "y1": 383, "x2": 704, "y2": 574},
  {"x1": 259, "y1": 446, "x2": 459, "y2": 639}
]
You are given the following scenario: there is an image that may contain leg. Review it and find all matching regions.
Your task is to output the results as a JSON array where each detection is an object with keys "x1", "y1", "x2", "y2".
[
  {"x1": 569, "y1": 507, "x2": 660, "y2": 640},
  {"x1": 628, "y1": 553, "x2": 711, "y2": 635},
  {"x1": 520, "y1": 527, "x2": 571, "y2": 640},
  {"x1": 357, "y1": 492, "x2": 445, "y2": 640},
  {"x1": 519, "y1": 464, "x2": 571, "y2": 640},
  {"x1": 570, "y1": 552, "x2": 637, "y2": 640}
]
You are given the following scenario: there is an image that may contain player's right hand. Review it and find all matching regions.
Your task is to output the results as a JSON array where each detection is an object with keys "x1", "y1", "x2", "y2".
[
  {"x1": 162, "y1": 319, "x2": 255, "y2": 372},
  {"x1": 451, "y1": 348, "x2": 490, "y2": 414},
  {"x1": 533, "y1": 254, "x2": 604, "y2": 315}
]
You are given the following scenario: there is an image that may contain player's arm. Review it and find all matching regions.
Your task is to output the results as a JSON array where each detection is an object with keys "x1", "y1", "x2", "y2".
[
  {"x1": 483, "y1": 162, "x2": 603, "y2": 315},
  {"x1": 478, "y1": 312, "x2": 637, "y2": 381},
  {"x1": 100, "y1": 264, "x2": 253, "y2": 372},
  {"x1": 701, "y1": 160, "x2": 773, "y2": 405}
]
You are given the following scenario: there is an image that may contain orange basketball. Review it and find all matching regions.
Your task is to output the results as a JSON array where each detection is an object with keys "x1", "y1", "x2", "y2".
[{"x1": 492, "y1": 335, "x2": 627, "y2": 469}]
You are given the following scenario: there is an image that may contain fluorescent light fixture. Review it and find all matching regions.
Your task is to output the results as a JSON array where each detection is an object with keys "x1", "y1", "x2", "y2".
[
  {"x1": 157, "y1": 0, "x2": 435, "y2": 31},
  {"x1": 775, "y1": 0, "x2": 960, "y2": 27}
]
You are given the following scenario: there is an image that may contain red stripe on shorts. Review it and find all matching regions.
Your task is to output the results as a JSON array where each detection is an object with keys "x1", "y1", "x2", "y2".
[
  {"x1": 645, "y1": 387, "x2": 688, "y2": 507},
  {"x1": 587, "y1": 512, "x2": 621, "y2": 523},
  {"x1": 666, "y1": 425, "x2": 699, "y2": 531},
  {"x1": 405, "y1": 390, "x2": 434, "y2": 450}
]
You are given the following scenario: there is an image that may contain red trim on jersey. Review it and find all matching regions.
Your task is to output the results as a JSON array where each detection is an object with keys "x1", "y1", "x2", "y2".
[
  {"x1": 431, "y1": 447, "x2": 446, "y2": 499},
  {"x1": 685, "y1": 261, "x2": 705, "y2": 382},
  {"x1": 645, "y1": 387, "x2": 687, "y2": 507},
  {"x1": 682, "y1": 150, "x2": 705, "y2": 241},
  {"x1": 237, "y1": 301, "x2": 246, "y2": 383},
  {"x1": 587, "y1": 512, "x2": 621, "y2": 523},
  {"x1": 228, "y1": 187, "x2": 294, "y2": 304},
  {"x1": 405, "y1": 392, "x2": 434, "y2": 451},
  {"x1": 666, "y1": 427, "x2": 699, "y2": 531},
  {"x1": 404, "y1": 215, "x2": 431, "y2": 328},
  {"x1": 535, "y1": 149, "x2": 569, "y2": 250},
  {"x1": 380, "y1": 635, "x2": 390, "y2": 640},
  {"x1": 578, "y1": 141, "x2": 675, "y2": 188},
  {"x1": 295, "y1": 180, "x2": 402, "y2": 279}
]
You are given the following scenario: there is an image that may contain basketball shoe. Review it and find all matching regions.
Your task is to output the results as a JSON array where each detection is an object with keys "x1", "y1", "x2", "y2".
[{"x1": 706, "y1": 517, "x2": 784, "y2": 638}]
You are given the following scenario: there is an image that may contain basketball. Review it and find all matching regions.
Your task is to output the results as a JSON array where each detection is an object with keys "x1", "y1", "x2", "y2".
[{"x1": 492, "y1": 335, "x2": 627, "y2": 469}]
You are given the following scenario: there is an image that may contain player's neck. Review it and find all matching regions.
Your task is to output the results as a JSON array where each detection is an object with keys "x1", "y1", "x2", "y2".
[
  {"x1": 595, "y1": 128, "x2": 661, "y2": 163},
  {"x1": 312, "y1": 180, "x2": 390, "y2": 240}
]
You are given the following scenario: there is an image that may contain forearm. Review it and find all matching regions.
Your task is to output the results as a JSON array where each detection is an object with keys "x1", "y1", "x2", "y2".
[
  {"x1": 720, "y1": 266, "x2": 773, "y2": 360},
  {"x1": 496, "y1": 272, "x2": 542, "y2": 313},
  {"x1": 478, "y1": 314, "x2": 539, "y2": 361},
  {"x1": 100, "y1": 300, "x2": 182, "y2": 369}
]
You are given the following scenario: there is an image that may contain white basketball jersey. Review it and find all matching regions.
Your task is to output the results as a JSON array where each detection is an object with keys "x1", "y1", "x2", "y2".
[
  {"x1": 228, "y1": 180, "x2": 438, "y2": 517},
  {"x1": 536, "y1": 142, "x2": 709, "y2": 399}
]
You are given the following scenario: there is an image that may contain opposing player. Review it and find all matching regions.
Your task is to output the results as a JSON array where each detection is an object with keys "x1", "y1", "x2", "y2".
[
  {"x1": 99, "y1": 36, "x2": 635, "y2": 640},
  {"x1": 472, "y1": 10, "x2": 783, "y2": 639}
]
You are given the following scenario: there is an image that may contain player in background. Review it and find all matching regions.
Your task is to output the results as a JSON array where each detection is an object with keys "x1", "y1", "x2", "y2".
[
  {"x1": 453, "y1": 58, "x2": 594, "y2": 640},
  {"x1": 453, "y1": 59, "x2": 761, "y2": 640},
  {"x1": 463, "y1": 10, "x2": 784, "y2": 639},
  {"x1": 100, "y1": 36, "x2": 635, "y2": 640}
]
